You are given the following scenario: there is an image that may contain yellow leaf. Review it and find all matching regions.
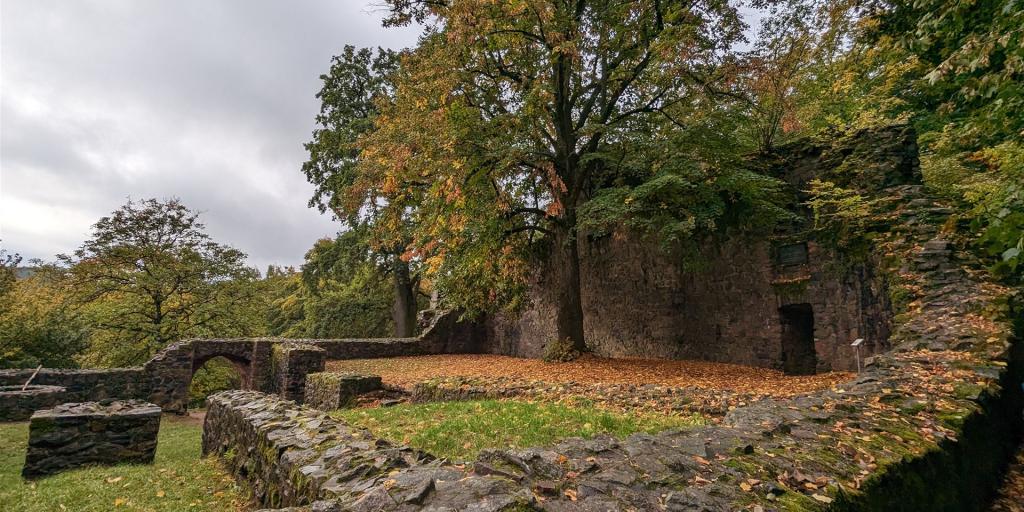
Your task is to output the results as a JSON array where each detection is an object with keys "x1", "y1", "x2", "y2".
[
  {"x1": 156, "y1": 490, "x2": 165, "y2": 498},
  {"x1": 114, "y1": 497, "x2": 126, "y2": 507},
  {"x1": 106, "y1": 476, "x2": 123, "y2": 484}
]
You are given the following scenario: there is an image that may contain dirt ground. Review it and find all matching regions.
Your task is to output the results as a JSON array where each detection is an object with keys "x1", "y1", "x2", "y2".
[{"x1": 326, "y1": 354, "x2": 853, "y2": 396}]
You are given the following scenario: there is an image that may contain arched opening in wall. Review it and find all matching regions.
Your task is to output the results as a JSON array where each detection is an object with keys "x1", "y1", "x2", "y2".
[
  {"x1": 780, "y1": 303, "x2": 817, "y2": 375},
  {"x1": 189, "y1": 356, "x2": 247, "y2": 409}
]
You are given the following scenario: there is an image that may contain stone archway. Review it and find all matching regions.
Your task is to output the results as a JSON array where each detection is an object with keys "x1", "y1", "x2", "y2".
[{"x1": 144, "y1": 339, "x2": 275, "y2": 414}]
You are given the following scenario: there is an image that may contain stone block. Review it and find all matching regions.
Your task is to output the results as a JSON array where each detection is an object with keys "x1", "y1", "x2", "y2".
[
  {"x1": 22, "y1": 399, "x2": 161, "y2": 478},
  {"x1": 303, "y1": 372, "x2": 382, "y2": 410}
]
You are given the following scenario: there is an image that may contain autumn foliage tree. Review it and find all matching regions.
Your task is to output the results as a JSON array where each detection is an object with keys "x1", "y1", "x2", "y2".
[
  {"x1": 344, "y1": 0, "x2": 801, "y2": 359},
  {"x1": 264, "y1": 231, "x2": 400, "y2": 339},
  {"x1": 0, "y1": 245, "x2": 19, "y2": 301}
]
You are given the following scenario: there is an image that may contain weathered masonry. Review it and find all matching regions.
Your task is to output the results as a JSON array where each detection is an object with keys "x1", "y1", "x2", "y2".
[
  {"x1": 486, "y1": 125, "x2": 917, "y2": 373},
  {"x1": 0, "y1": 310, "x2": 484, "y2": 416}
]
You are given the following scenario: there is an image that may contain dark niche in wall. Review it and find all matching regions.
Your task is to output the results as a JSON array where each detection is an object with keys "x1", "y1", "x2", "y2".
[{"x1": 779, "y1": 303, "x2": 817, "y2": 375}]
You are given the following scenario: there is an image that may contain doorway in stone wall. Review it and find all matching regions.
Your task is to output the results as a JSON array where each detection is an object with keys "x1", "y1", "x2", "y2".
[
  {"x1": 189, "y1": 356, "x2": 246, "y2": 409},
  {"x1": 779, "y1": 303, "x2": 817, "y2": 375}
]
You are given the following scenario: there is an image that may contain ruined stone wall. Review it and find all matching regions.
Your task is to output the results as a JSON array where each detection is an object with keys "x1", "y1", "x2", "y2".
[
  {"x1": 205, "y1": 164, "x2": 1024, "y2": 511},
  {"x1": 203, "y1": 390, "x2": 534, "y2": 510},
  {"x1": 0, "y1": 385, "x2": 68, "y2": 421},
  {"x1": 487, "y1": 125, "x2": 913, "y2": 372},
  {"x1": 0, "y1": 368, "x2": 152, "y2": 410},
  {"x1": 579, "y1": 236, "x2": 891, "y2": 372},
  {"x1": 0, "y1": 312, "x2": 486, "y2": 418}
]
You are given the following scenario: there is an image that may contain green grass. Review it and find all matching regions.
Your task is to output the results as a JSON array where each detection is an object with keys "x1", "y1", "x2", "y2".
[
  {"x1": 0, "y1": 416, "x2": 247, "y2": 511},
  {"x1": 332, "y1": 399, "x2": 704, "y2": 461}
]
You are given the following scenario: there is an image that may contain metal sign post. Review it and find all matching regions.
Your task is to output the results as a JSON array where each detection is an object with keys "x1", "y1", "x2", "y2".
[{"x1": 851, "y1": 338, "x2": 864, "y2": 373}]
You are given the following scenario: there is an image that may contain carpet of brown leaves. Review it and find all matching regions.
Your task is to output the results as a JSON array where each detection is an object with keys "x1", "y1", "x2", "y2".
[{"x1": 326, "y1": 354, "x2": 852, "y2": 396}]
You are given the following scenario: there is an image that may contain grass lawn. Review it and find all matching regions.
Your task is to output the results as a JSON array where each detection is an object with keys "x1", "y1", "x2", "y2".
[
  {"x1": 0, "y1": 415, "x2": 248, "y2": 511},
  {"x1": 332, "y1": 399, "x2": 704, "y2": 461}
]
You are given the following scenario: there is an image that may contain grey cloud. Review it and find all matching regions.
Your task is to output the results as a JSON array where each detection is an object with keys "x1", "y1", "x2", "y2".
[{"x1": 1, "y1": 0, "x2": 420, "y2": 270}]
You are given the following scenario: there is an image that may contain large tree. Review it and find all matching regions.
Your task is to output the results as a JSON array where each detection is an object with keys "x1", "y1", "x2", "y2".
[
  {"x1": 60, "y1": 198, "x2": 260, "y2": 366},
  {"x1": 302, "y1": 46, "x2": 422, "y2": 337},
  {"x1": 356, "y1": 0, "x2": 783, "y2": 358}
]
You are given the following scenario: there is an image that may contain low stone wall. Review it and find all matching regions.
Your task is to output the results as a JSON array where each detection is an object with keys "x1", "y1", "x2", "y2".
[
  {"x1": 0, "y1": 368, "x2": 152, "y2": 418},
  {"x1": 0, "y1": 368, "x2": 151, "y2": 401},
  {"x1": 411, "y1": 376, "x2": 743, "y2": 416},
  {"x1": 23, "y1": 400, "x2": 161, "y2": 478},
  {"x1": 0, "y1": 309, "x2": 486, "y2": 418},
  {"x1": 0, "y1": 385, "x2": 67, "y2": 421},
  {"x1": 304, "y1": 372, "x2": 382, "y2": 410},
  {"x1": 203, "y1": 390, "x2": 532, "y2": 510},
  {"x1": 282, "y1": 309, "x2": 488, "y2": 361}
]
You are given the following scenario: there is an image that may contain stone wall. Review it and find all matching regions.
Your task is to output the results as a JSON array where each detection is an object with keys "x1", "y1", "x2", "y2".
[
  {"x1": 0, "y1": 368, "x2": 152, "y2": 410},
  {"x1": 578, "y1": 236, "x2": 891, "y2": 372},
  {"x1": 0, "y1": 312, "x2": 486, "y2": 418},
  {"x1": 0, "y1": 385, "x2": 67, "y2": 421},
  {"x1": 203, "y1": 390, "x2": 532, "y2": 510},
  {"x1": 487, "y1": 125, "x2": 912, "y2": 372}
]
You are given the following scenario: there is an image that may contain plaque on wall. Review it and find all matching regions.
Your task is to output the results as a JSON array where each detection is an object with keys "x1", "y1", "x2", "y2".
[{"x1": 777, "y1": 242, "x2": 809, "y2": 266}]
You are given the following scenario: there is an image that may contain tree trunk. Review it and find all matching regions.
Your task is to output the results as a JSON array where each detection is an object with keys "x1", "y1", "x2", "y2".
[
  {"x1": 543, "y1": 218, "x2": 587, "y2": 361},
  {"x1": 391, "y1": 258, "x2": 417, "y2": 337}
]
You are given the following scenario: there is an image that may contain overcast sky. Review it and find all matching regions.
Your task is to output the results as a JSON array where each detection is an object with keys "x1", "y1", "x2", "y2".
[{"x1": 0, "y1": 0, "x2": 420, "y2": 271}]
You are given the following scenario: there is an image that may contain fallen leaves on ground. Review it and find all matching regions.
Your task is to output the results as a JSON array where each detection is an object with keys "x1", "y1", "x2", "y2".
[
  {"x1": 326, "y1": 354, "x2": 851, "y2": 396},
  {"x1": 991, "y1": 443, "x2": 1024, "y2": 512}
]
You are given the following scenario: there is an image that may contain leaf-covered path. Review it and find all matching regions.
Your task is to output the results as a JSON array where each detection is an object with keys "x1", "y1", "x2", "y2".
[{"x1": 326, "y1": 354, "x2": 851, "y2": 396}]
